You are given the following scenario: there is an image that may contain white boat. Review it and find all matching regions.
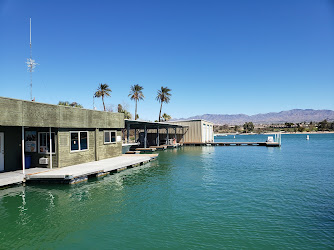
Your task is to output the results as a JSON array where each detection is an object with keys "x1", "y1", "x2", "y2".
[
  {"x1": 266, "y1": 136, "x2": 274, "y2": 143},
  {"x1": 214, "y1": 134, "x2": 227, "y2": 137},
  {"x1": 306, "y1": 135, "x2": 309, "y2": 140}
]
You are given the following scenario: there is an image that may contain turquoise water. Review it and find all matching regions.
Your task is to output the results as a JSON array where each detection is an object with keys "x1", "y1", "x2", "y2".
[{"x1": 0, "y1": 134, "x2": 333, "y2": 249}]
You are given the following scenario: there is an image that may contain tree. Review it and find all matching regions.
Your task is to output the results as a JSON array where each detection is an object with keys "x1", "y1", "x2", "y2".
[
  {"x1": 58, "y1": 101, "x2": 83, "y2": 108},
  {"x1": 117, "y1": 104, "x2": 132, "y2": 119},
  {"x1": 162, "y1": 113, "x2": 171, "y2": 122},
  {"x1": 243, "y1": 122, "x2": 254, "y2": 133},
  {"x1": 156, "y1": 86, "x2": 171, "y2": 122},
  {"x1": 318, "y1": 119, "x2": 328, "y2": 131},
  {"x1": 128, "y1": 84, "x2": 144, "y2": 120},
  {"x1": 94, "y1": 83, "x2": 111, "y2": 111}
]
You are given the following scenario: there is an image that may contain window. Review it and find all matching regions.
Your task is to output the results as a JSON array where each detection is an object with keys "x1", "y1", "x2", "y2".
[
  {"x1": 70, "y1": 131, "x2": 89, "y2": 151},
  {"x1": 104, "y1": 131, "x2": 117, "y2": 144},
  {"x1": 38, "y1": 132, "x2": 55, "y2": 154}
]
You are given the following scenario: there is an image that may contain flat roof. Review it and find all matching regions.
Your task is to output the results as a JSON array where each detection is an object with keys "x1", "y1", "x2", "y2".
[
  {"x1": 169, "y1": 119, "x2": 214, "y2": 125},
  {"x1": 125, "y1": 119, "x2": 187, "y2": 129}
]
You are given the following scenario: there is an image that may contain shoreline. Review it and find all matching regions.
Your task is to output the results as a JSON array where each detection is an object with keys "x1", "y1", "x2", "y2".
[{"x1": 220, "y1": 131, "x2": 334, "y2": 135}]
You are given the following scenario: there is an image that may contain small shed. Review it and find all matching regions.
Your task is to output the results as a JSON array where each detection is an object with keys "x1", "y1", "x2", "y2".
[{"x1": 169, "y1": 120, "x2": 214, "y2": 143}]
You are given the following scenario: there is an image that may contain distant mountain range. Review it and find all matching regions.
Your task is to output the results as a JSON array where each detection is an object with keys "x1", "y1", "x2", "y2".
[{"x1": 174, "y1": 109, "x2": 334, "y2": 125}]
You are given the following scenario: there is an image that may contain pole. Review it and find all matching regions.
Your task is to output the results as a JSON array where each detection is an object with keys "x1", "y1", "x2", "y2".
[
  {"x1": 182, "y1": 127, "x2": 184, "y2": 143},
  {"x1": 22, "y1": 127, "x2": 25, "y2": 175},
  {"x1": 30, "y1": 18, "x2": 32, "y2": 101},
  {"x1": 166, "y1": 128, "x2": 169, "y2": 145},
  {"x1": 134, "y1": 129, "x2": 137, "y2": 142},
  {"x1": 144, "y1": 125, "x2": 147, "y2": 148},
  {"x1": 174, "y1": 127, "x2": 177, "y2": 143},
  {"x1": 49, "y1": 127, "x2": 53, "y2": 169},
  {"x1": 157, "y1": 127, "x2": 159, "y2": 146},
  {"x1": 127, "y1": 123, "x2": 130, "y2": 143}
]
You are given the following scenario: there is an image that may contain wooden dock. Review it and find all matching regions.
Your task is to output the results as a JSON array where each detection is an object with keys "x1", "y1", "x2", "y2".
[{"x1": 183, "y1": 142, "x2": 280, "y2": 147}]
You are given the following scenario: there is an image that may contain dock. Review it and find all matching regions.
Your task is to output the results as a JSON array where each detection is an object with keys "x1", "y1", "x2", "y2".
[
  {"x1": 183, "y1": 142, "x2": 280, "y2": 147},
  {"x1": 135, "y1": 148, "x2": 157, "y2": 152},
  {"x1": 150, "y1": 145, "x2": 168, "y2": 150},
  {"x1": 1, "y1": 154, "x2": 158, "y2": 187},
  {"x1": 0, "y1": 168, "x2": 49, "y2": 188}
]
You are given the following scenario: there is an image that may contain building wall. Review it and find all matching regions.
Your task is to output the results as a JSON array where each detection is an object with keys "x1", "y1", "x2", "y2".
[
  {"x1": 0, "y1": 97, "x2": 125, "y2": 171},
  {"x1": 96, "y1": 129, "x2": 122, "y2": 161},
  {"x1": 0, "y1": 126, "x2": 22, "y2": 172},
  {"x1": 57, "y1": 128, "x2": 123, "y2": 168},
  {"x1": 170, "y1": 120, "x2": 214, "y2": 143},
  {"x1": 57, "y1": 129, "x2": 96, "y2": 168},
  {"x1": 0, "y1": 97, "x2": 124, "y2": 128},
  {"x1": 24, "y1": 127, "x2": 59, "y2": 169}
]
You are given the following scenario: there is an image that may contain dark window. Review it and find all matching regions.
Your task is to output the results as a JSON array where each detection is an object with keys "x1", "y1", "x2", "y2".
[
  {"x1": 80, "y1": 132, "x2": 88, "y2": 150},
  {"x1": 71, "y1": 133, "x2": 79, "y2": 151},
  {"x1": 39, "y1": 132, "x2": 55, "y2": 153},
  {"x1": 104, "y1": 131, "x2": 117, "y2": 144}
]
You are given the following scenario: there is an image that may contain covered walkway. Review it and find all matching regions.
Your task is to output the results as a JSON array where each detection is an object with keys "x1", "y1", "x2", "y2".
[{"x1": 124, "y1": 120, "x2": 187, "y2": 148}]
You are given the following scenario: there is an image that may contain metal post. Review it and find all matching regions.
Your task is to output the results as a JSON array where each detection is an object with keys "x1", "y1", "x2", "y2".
[
  {"x1": 127, "y1": 123, "x2": 130, "y2": 143},
  {"x1": 157, "y1": 127, "x2": 160, "y2": 146},
  {"x1": 166, "y1": 128, "x2": 169, "y2": 145},
  {"x1": 21, "y1": 126, "x2": 25, "y2": 175},
  {"x1": 49, "y1": 127, "x2": 52, "y2": 169},
  {"x1": 144, "y1": 125, "x2": 147, "y2": 148},
  {"x1": 182, "y1": 127, "x2": 184, "y2": 143},
  {"x1": 134, "y1": 129, "x2": 137, "y2": 142}
]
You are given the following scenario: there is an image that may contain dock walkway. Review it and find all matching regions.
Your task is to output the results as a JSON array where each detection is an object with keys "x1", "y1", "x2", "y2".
[
  {"x1": 183, "y1": 142, "x2": 280, "y2": 147},
  {"x1": 0, "y1": 168, "x2": 48, "y2": 188},
  {"x1": 0, "y1": 154, "x2": 158, "y2": 187},
  {"x1": 27, "y1": 154, "x2": 158, "y2": 184}
]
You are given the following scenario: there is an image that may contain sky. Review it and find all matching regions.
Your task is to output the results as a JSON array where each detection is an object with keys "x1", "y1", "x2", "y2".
[{"x1": 0, "y1": 0, "x2": 333, "y2": 121}]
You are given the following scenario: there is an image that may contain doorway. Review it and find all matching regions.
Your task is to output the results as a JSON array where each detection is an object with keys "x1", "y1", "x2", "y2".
[{"x1": 0, "y1": 132, "x2": 4, "y2": 172}]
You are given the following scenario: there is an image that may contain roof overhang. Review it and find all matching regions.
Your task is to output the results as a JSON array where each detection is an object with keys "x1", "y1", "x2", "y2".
[{"x1": 125, "y1": 119, "x2": 188, "y2": 129}]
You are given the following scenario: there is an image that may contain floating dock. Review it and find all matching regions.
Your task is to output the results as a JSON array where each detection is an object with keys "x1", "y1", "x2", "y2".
[
  {"x1": 0, "y1": 168, "x2": 49, "y2": 188},
  {"x1": 0, "y1": 154, "x2": 158, "y2": 187},
  {"x1": 183, "y1": 142, "x2": 280, "y2": 147}
]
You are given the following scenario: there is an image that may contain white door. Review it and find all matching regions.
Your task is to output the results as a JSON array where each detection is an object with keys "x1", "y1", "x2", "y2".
[{"x1": 0, "y1": 132, "x2": 4, "y2": 172}]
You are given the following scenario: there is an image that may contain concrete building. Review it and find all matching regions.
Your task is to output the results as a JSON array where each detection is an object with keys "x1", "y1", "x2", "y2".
[
  {"x1": 169, "y1": 120, "x2": 214, "y2": 143},
  {"x1": 0, "y1": 97, "x2": 124, "y2": 172}
]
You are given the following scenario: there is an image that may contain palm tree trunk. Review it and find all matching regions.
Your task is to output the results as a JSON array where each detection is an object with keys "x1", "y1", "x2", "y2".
[
  {"x1": 102, "y1": 95, "x2": 106, "y2": 111},
  {"x1": 135, "y1": 100, "x2": 138, "y2": 120},
  {"x1": 159, "y1": 102, "x2": 163, "y2": 122}
]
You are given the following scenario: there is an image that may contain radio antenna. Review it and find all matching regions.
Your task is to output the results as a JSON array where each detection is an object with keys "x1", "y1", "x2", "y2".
[{"x1": 26, "y1": 18, "x2": 38, "y2": 101}]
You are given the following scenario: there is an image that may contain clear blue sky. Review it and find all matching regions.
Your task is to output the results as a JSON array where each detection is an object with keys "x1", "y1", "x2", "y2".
[{"x1": 0, "y1": 0, "x2": 333, "y2": 121}]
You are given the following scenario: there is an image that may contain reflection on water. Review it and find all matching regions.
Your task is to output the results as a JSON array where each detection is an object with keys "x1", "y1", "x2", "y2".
[{"x1": 0, "y1": 134, "x2": 333, "y2": 249}]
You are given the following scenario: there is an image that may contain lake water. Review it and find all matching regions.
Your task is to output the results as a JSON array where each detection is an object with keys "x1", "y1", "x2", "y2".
[{"x1": 0, "y1": 134, "x2": 333, "y2": 249}]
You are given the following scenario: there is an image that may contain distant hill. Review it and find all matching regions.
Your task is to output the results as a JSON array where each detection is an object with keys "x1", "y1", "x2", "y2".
[{"x1": 174, "y1": 109, "x2": 334, "y2": 125}]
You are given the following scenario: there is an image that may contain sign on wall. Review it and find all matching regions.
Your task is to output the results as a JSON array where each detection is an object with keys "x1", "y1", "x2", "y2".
[{"x1": 25, "y1": 131, "x2": 37, "y2": 152}]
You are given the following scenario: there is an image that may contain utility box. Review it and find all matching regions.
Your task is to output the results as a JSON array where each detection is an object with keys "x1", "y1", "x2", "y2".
[{"x1": 39, "y1": 157, "x2": 49, "y2": 165}]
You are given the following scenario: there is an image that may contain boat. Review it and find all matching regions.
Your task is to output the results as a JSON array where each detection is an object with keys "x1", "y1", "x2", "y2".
[
  {"x1": 214, "y1": 134, "x2": 227, "y2": 137},
  {"x1": 266, "y1": 136, "x2": 274, "y2": 143},
  {"x1": 306, "y1": 135, "x2": 309, "y2": 140}
]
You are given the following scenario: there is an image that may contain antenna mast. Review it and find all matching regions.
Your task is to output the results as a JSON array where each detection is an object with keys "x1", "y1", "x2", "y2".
[{"x1": 26, "y1": 18, "x2": 38, "y2": 101}]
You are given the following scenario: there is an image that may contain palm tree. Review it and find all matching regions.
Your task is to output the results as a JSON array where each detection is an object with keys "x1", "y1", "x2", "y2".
[
  {"x1": 156, "y1": 86, "x2": 172, "y2": 122},
  {"x1": 128, "y1": 84, "x2": 144, "y2": 120},
  {"x1": 94, "y1": 83, "x2": 111, "y2": 111}
]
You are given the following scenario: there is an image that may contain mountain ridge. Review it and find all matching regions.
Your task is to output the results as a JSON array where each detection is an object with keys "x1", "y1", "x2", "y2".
[{"x1": 173, "y1": 109, "x2": 334, "y2": 125}]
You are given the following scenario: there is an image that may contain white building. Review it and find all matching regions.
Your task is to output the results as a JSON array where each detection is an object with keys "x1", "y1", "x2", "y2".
[{"x1": 169, "y1": 119, "x2": 214, "y2": 143}]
